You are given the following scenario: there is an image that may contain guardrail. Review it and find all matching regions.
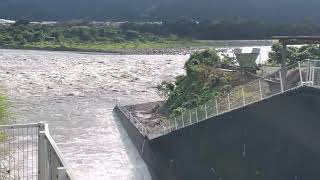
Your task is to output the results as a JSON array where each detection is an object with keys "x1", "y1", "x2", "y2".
[
  {"x1": 0, "y1": 123, "x2": 74, "y2": 180},
  {"x1": 117, "y1": 59, "x2": 320, "y2": 139}
]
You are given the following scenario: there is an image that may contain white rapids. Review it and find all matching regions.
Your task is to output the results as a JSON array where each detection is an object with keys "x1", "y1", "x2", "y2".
[
  {"x1": 0, "y1": 49, "x2": 187, "y2": 180},
  {"x1": 0, "y1": 46, "x2": 271, "y2": 179}
]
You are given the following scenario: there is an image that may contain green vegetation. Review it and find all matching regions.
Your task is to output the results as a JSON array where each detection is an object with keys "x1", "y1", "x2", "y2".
[
  {"x1": 0, "y1": 94, "x2": 8, "y2": 125},
  {"x1": 2, "y1": 20, "x2": 320, "y2": 53},
  {"x1": 268, "y1": 43, "x2": 320, "y2": 65},
  {"x1": 121, "y1": 19, "x2": 320, "y2": 40},
  {"x1": 158, "y1": 49, "x2": 241, "y2": 115},
  {"x1": 0, "y1": 0, "x2": 319, "y2": 24},
  {"x1": 161, "y1": 44, "x2": 320, "y2": 116},
  {"x1": 0, "y1": 21, "x2": 202, "y2": 52},
  {"x1": 0, "y1": 93, "x2": 8, "y2": 142}
]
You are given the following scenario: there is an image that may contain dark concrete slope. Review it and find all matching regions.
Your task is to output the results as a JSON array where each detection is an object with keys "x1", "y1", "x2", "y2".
[{"x1": 149, "y1": 86, "x2": 320, "y2": 180}]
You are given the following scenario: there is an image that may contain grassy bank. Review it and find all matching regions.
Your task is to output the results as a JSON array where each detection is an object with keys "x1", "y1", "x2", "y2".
[
  {"x1": 28, "y1": 39, "x2": 202, "y2": 49},
  {"x1": 0, "y1": 22, "x2": 207, "y2": 53},
  {"x1": 1, "y1": 39, "x2": 206, "y2": 54},
  {"x1": 0, "y1": 94, "x2": 8, "y2": 125},
  {"x1": 0, "y1": 93, "x2": 8, "y2": 141},
  {"x1": 8, "y1": 39, "x2": 204, "y2": 53}
]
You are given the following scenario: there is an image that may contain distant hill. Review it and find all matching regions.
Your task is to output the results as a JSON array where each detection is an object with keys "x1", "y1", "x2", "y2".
[{"x1": 0, "y1": 0, "x2": 319, "y2": 23}]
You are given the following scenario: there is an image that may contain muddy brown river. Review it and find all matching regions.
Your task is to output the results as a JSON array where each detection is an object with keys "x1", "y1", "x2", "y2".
[
  {"x1": 0, "y1": 49, "x2": 187, "y2": 179},
  {"x1": 0, "y1": 46, "x2": 271, "y2": 179}
]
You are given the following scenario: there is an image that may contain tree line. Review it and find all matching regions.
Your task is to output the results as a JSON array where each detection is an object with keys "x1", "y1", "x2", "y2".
[
  {"x1": 0, "y1": 21, "x2": 167, "y2": 46},
  {"x1": 2, "y1": 19, "x2": 320, "y2": 47},
  {"x1": 121, "y1": 18, "x2": 320, "y2": 40}
]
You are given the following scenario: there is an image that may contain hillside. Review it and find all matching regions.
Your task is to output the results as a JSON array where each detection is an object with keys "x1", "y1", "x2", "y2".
[{"x1": 0, "y1": 0, "x2": 319, "y2": 22}]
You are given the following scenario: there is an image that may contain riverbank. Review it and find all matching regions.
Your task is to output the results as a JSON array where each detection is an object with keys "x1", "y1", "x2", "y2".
[
  {"x1": 0, "y1": 92, "x2": 8, "y2": 125},
  {"x1": 0, "y1": 39, "x2": 273, "y2": 55},
  {"x1": 0, "y1": 45, "x2": 203, "y2": 55}
]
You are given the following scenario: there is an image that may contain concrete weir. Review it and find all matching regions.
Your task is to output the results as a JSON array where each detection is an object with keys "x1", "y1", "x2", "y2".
[{"x1": 114, "y1": 86, "x2": 320, "y2": 180}]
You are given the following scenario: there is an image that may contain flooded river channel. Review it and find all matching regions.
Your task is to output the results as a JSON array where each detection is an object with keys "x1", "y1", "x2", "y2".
[{"x1": 0, "y1": 46, "x2": 271, "y2": 179}]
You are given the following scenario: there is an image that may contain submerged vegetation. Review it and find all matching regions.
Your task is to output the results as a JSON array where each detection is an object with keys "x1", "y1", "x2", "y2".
[{"x1": 158, "y1": 49, "x2": 242, "y2": 115}]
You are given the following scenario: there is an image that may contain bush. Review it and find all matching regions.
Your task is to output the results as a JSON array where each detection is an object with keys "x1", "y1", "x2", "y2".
[
  {"x1": 185, "y1": 49, "x2": 221, "y2": 68},
  {"x1": 158, "y1": 49, "x2": 241, "y2": 116}
]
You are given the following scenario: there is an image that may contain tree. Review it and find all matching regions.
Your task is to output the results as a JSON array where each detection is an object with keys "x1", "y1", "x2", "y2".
[
  {"x1": 268, "y1": 43, "x2": 320, "y2": 65},
  {"x1": 157, "y1": 81, "x2": 175, "y2": 100},
  {"x1": 124, "y1": 30, "x2": 140, "y2": 40},
  {"x1": 13, "y1": 20, "x2": 30, "y2": 26},
  {"x1": 161, "y1": 49, "x2": 241, "y2": 116},
  {"x1": 32, "y1": 31, "x2": 46, "y2": 42},
  {"x1": 185, "y1": 49, "x2": 221, "y2": 69}
]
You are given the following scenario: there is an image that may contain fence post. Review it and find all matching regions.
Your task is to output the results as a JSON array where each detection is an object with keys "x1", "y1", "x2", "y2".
[
  {"x1": 168, "y1": 120, "x2": 171, "y2": 133},
  {"x1": 298, "y1": 62, "x2": 303, "y2": 86},
  {"x1": 189, "y1": 111, "x2": 192, "y2": 124},
  {"x1": 175, "y1": 117, "x2": 178, "y2": 130},
  {"x1": 227, "y1": 94, "x2": 231, "y2": 111},
  {"x1": 215, "y1": 99, "x2": 219, "y2": 115},
  {"x1": 312, "y1": 67, "x2": 315, "y2": 85},
  {"x1": 205, "y1": 104, "x2": 208, "y2": 119},
  {"x1": 242, "y1": 88, "x2": 246, "y2": 106},
  {"x1": 279, "y1": 70, "x2": 284, "y2": 93},
  {"x1": 38, "y1": 131, "x2": 49, "y2": 180},
  {"x1": 259, "y1": 80, "x2": 263, "y2": 100},
  {"x1": 242, "y1": 143, "x2": 246, "y2": 159},
  {"x1": 196, "y1": 109, "x2": 199, "y2": 122},
  {"x1": 308, "y1": 60, "x2": 311, "y2": 83},
  {"x1": 181, "y1": 113, "x2": 185, "y2": 127},
  {"x1": 57, "y1": 167, "x2": 67, "y2": 180}
]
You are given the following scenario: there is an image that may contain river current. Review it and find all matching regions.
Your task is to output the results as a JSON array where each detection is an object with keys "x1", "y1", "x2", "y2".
[{"x1": 0, "y1": 46, "x2": 270, "y2": 179}]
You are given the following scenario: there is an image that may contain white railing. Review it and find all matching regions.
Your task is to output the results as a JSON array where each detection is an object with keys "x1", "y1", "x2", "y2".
[{"x1": 0, "y1": 123, "x2": 74, "y2": 180}]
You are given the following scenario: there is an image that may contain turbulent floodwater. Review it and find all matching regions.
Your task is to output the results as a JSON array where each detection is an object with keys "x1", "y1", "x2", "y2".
[
  {"x1": 0, "y1": 49, "x2": 187, "y2": 180},
  {"x1": 0, "y1": 46, "x2": 271, "y2": 179}
]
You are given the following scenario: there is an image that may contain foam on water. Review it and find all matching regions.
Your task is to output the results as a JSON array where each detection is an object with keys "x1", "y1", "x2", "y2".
[{"x1": 0, "y1": 47, "x2": 271, "y2": 179}]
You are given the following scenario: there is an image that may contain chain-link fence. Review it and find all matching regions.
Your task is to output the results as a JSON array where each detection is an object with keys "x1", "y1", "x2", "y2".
[
  {"x1": 0, "y1": 123, "x2": 74, "y2": 180},
  {"x1": 116, "y1": 60, "x2": 320, "y2": 138},
  {"x1": 158, "y1": 59, "x2": 320, "y2": 136},
  {"x1": 0, "y1": 124, "x2": 38, "y2": 180},
  {"x1": 117, "y1": 106, "x2": 150, "y2": 136}
]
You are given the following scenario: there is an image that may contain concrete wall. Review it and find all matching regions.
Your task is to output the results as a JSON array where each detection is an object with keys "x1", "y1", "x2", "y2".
[
  {"x1": 115, "y1": 87, "x2": 320, "y2": 180},
  {"x1": 114, "y1": 107, "x2": 159, "y2": 180}
]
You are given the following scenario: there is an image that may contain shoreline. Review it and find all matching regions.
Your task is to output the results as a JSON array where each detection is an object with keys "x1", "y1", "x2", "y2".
[{"x1": 0, "y1": 39, "x2": 273, "y2": 55}]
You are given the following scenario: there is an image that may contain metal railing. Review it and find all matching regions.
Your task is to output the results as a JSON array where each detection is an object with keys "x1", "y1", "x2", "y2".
[
  {"x1": 117, "y1": 106, "x2": 150, "y2": 136},
  {"x1": 159, "y1": 59, "x2": 320, "y2": 135},
  {"x1": 116, "y1": 60, "x2": 320, "y2": 139},
  {"x1": 0, "y1": 123, "x2": 74, "y2": 180}
]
